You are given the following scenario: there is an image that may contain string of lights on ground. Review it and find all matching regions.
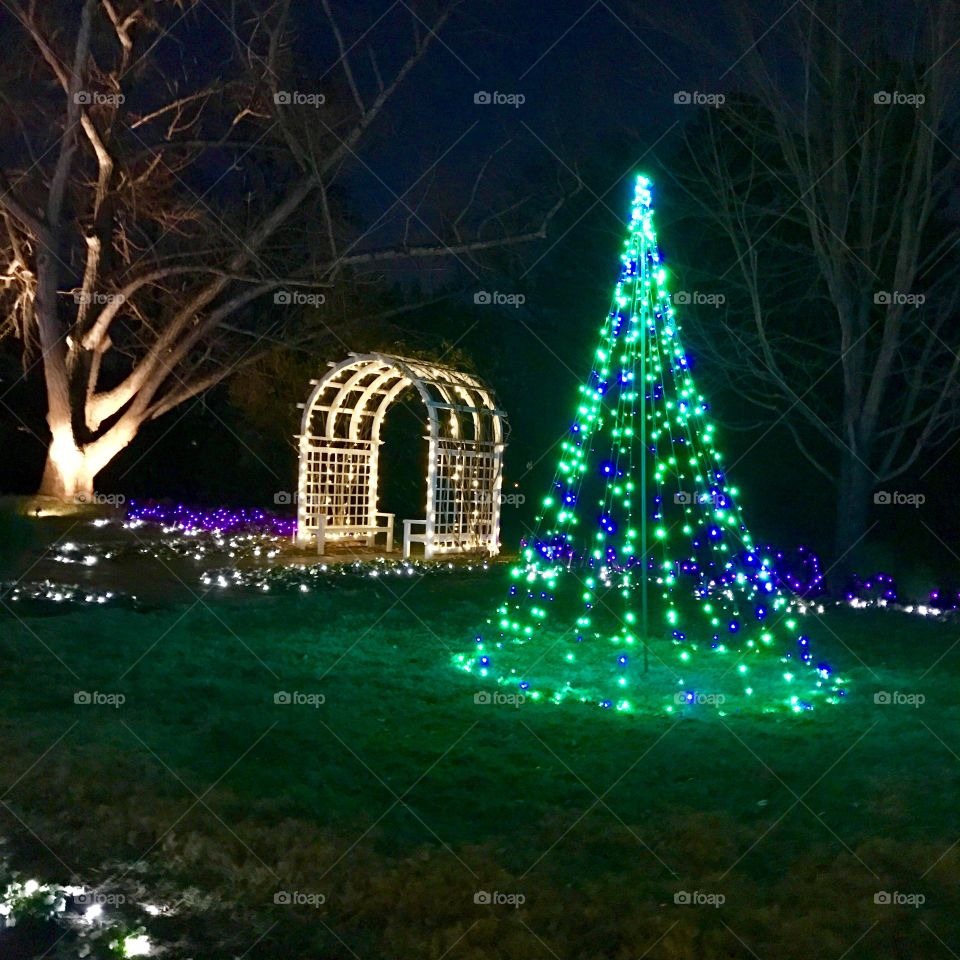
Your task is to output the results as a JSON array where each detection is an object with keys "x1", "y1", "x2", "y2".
[
  {"x1": 0, "y1": 580, "x2": 121, "y2": 609},
  {"x1": 1, "y1": 502, "x2": 956, "y2": 620},
  {"x1": 456, "y1": 174, "x2": 858, "y2": 715},
  {"x1": 199, "y1": 556, "x2": 491, "y2": 592},
  {"x1": 0, "y1": 874, "x2": 155, "y2": 957},
  {"x1": 125, "y1": 500, "x2": 297, "y2": 537},
  {"x1": 0, "y1": 509, "x2": 492, "y2": 610}
]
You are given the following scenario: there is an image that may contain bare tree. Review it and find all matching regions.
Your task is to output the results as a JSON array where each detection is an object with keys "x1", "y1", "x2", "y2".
[
  {"x1": 653, "y1": 0, "x2": 960, "y2": 563},
  {"x1": 0, "y1": 0, "x2": 571, "y2": 500}
]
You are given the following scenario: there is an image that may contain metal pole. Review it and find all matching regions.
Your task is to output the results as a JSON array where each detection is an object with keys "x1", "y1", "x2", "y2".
[{"x1": 640, "y1": 234, "x2": 649, "y2": 675}]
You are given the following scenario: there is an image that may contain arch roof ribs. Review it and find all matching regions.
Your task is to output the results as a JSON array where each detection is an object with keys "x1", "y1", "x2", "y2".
[{"x1": 305, "y1": 352, "x2": 505, "y2": 424}]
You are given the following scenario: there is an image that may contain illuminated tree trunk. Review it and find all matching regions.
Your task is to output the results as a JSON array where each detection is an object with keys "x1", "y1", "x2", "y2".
[
  {"x1": 38, "y1": 434, "x2": 91, "y2": 501},
  {"x1": 36, "y1": 418, "x2": 137, "y2": 501}
]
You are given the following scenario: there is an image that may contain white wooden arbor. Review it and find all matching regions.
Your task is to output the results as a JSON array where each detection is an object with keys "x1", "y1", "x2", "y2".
[{"x1": 296, "y1": 352, "x2": 507, "y2": 557}]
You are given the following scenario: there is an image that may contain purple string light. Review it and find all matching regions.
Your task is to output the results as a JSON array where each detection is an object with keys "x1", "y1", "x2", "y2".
[{"x1": 126, "y1": 501, "x2": 297, "y2": 538}]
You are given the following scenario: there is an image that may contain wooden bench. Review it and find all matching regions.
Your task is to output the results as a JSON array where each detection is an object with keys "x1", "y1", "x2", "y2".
[{"x1": 313, "y1": 513, "x2": 395, "y2": 556}]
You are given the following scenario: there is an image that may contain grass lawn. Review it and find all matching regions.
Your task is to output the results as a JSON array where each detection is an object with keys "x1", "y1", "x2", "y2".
[{"x1": 1, "y1": 521, "x2": 959, "y2": 958}]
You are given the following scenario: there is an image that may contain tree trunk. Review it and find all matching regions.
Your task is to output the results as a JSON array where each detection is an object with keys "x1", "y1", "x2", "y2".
[
  {"x1": 36, "y1": 391, "x2": 141, "y2": 503},
  {"x1": 833, "y1": 451, "x2": 874, "y2": 582},
  {"x1": 37, "y1": 431, "x2": 94, "y2": 501}
]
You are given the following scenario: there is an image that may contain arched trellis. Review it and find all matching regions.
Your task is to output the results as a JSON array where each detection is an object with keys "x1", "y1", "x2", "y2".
[{"x1": 296, "y1": 352, "x2": 508, "y2": 557}]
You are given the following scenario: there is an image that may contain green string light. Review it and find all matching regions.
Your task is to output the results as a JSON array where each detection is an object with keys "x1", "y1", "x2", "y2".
[{"x1": 455, "y1": 175, "x2": 846, "y2": 715}]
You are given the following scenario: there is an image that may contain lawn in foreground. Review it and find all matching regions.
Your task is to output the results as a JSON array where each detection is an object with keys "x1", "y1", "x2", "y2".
[{"x1": 1, "y1": 565, "x2": 959, "y2": 958}]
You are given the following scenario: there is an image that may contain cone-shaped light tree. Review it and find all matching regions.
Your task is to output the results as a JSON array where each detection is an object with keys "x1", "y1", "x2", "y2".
[{"x1": 457, "y1": 175, "x2": 846, "y2": 715}]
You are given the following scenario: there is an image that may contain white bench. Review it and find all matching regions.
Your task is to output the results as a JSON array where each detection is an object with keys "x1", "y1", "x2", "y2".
[
  {"x1": 313, "y1": 513, "x2": 394, "y2": 556},
  {"x1": 402, "y1": 519, "x2": 433, "y2": 559}
]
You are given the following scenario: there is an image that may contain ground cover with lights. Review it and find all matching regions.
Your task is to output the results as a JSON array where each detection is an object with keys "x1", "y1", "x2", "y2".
[
  {"x1": 1, "y1": 506, "x2": 960, "y2": 958},
  {"x1": 458, "y1": 177, "x2": 845, "y2": 717}
]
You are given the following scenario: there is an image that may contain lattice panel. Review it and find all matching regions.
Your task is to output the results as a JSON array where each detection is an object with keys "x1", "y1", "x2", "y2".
[
  {"x1": 433, "y1": 441, "x2": 499, "y2": 552},
  {"x1": 299, "y1": 440, "x2": 374, "y2": 533}
]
